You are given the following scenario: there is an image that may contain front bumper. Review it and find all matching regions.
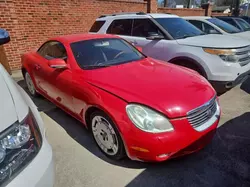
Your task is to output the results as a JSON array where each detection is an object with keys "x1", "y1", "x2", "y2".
[
  {"x1": 7, "y1": 138, "x2": 54, "y2": 187},
  {"x1": 210, "y1": 69, "x2": 250, "y2": 93},
  {"x1": 124, "y1": 118, "x2": 219, "y2": 162}
]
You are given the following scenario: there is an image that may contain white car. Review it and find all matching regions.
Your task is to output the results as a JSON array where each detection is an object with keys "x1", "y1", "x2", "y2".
[
  {"x1": 91, "y1": 12, "x2": 250, "y2": 93},
  {"x1": 184, "y1": 16, "x2": 250, "y2": 39},
  {"x1": 0, "y1": 29, "x2": 54, "y2": 187}
]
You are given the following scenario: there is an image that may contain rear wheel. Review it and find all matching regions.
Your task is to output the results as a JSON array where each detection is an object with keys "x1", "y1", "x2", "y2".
[
  {"x1": 25, "y1": 72, "x2": 38, "y2": 97},
  {"x1": 90, "y1": 110, "x2": 125, "y2": 160}
]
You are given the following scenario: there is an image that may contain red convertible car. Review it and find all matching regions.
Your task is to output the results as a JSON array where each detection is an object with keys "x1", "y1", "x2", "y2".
[{"x1": 21, "y1": 34, "x2": 220, "y2": 162}]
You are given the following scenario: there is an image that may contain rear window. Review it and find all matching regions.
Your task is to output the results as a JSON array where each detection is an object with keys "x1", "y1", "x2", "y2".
[{"x1": 89, "y1": 21, "x2": 105, "y2": 32}]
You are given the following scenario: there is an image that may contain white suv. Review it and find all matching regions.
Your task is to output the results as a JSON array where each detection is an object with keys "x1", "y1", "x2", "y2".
[
  {"x1": 0, "y1": 29, "x2": 54, "y2": 187},
  {"x1": 90, "y1": 12, "x2": 250, "y2": 93}
]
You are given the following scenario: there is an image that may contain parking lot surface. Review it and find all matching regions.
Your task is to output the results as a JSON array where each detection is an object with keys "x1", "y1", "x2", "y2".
[{"x1": 13, "y1": 71, "x2": 250, "y2": 187}]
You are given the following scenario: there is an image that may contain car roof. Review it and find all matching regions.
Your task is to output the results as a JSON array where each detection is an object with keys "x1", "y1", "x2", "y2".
[
  {"x1": 148, "y1": 13, "x2": 179, "y2": 18},
  {"x1": 49, "y1": 34, "x2": 119, "y2": 44},
  {"x1": 97, "y1": 13, "x2": 179, "y2": 20},
  {"x1": 183, "y1": 16, "x2": 212, "y2": 20},
  {"x1": 216, "y1": 16, "x2": 233, "y2": 19}
]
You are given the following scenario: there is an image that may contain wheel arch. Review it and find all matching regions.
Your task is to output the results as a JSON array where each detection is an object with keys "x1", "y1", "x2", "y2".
[{"x1": 169, "y1": 56, "x2": 208, "y2": 79}]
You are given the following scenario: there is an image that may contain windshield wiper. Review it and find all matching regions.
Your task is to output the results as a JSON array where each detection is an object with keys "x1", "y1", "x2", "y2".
[{"x1": 83, "y1": 64, "x2": 112, "y2": 69}]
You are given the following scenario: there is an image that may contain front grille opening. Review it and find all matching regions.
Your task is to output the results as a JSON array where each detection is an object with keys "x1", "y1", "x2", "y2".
[{"x1": 187, "y1": 97, "x2": 217, "y2": 129}]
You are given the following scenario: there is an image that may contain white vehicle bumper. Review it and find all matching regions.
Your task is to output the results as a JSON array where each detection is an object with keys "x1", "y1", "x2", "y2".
[
  {"x1": 7, "y1": 138, "x2": 54, "y2": 187},
  {"x1": 208, "y1": 57, "x2": 250, "y2": 82}
]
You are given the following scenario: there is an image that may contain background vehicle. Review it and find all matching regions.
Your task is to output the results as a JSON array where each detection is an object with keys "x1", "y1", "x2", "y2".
[
  {"x1": 185, "y1": 16, "x2": 250, "y2": 39},
  {"x1": 91, "y1": 13, "x2": 250, "y2": 93},
  {"x1": 21, "y1": 34, "x2": 220, "y2": 162},
  {"x1": 239, "y1": 16, "x2": 250, "y2": 24},
  {"x1": 0, "y1": 29, "x2": 54, "y2": 187},
  {"x1": 216, "y1": 16, "x2": 250, "y2": 32}
]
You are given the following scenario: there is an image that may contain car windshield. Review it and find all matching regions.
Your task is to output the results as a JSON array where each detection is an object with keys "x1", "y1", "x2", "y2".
[
  {"x1": 155, "y1": 18, "x2": 205, "y2": 39},
  {"x1": 236, "y1": 18, "x2": 250, "y2": 31},
  {"x1": 207, "y1": 18, "x2": 240, "y2": 33},
  {"x1": 71, "y1": 38, "x2": 145, "y2": 69}
]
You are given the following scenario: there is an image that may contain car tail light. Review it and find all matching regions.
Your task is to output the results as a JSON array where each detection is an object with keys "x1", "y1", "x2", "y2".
[{"x1": 0, "y1": 110, "x2": 42, "y2": 186}]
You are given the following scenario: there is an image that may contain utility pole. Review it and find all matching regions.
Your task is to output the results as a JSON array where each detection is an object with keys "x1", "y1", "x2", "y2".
[
  {"x1": 234, "y1": 0, "x2": 240, "y2": 16},
  {"x1": 164, "y1": 0, "x2": 167, "y2": 7},
  {"x1": 187, "y1": 0, "x2": 191, "y2": 8}
]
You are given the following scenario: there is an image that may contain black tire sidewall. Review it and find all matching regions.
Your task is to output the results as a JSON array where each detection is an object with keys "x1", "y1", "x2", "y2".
[{"x1": 90, "y1": 110, "x2": 125, "y2": 160}]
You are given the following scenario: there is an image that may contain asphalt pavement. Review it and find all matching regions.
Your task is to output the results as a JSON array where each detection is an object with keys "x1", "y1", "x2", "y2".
[{"x1": 12, "y1": 71, "x2": 250, "y2": 187}]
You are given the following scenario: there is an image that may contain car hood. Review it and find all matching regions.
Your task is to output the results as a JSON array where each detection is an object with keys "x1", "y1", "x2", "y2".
[
  {"x1": 84, "y1": 58, "x2": 215, "y2": 118},
  {"x1": 0, "y1": 65, "x2": 28, "y2": 132},
  {"x1": 177, "y1": 34, "x2": 250, "y2": 48},
  {"x1": 232, "y1": 31, "x2": 250, "y2": 40}
]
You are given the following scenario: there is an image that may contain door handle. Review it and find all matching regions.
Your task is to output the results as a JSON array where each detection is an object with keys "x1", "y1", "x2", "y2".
[{"x1": 35, "y1": 64, "x2": 41, "y2": 70}]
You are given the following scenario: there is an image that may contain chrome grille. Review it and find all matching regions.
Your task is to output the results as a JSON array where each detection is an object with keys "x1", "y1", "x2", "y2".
[
  {"x1": 187, "y1": 97, "x2": 217, "y2": 129},
  {"x1": 235, "y1": 46, "x2": 250, "y2": 67}
]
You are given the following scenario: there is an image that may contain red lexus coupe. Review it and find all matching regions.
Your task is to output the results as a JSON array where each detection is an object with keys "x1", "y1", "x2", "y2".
[{"x1": 21, "y1": 34, "x2": 220, "y2": 162}]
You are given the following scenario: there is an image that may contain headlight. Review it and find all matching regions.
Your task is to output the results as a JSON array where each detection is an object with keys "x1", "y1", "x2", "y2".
[
  {"x1": 126, "y1": 104, "x2": 174, "y2": 133},
  {"x1": 0, "y1": 110, "x2": 42, "y2": 186},
  {"x1": 203, "y1": 48, "x2": 238, "y2": 62}
]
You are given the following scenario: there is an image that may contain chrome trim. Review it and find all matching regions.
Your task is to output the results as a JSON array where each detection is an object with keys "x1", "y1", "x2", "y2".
[
  {"x1": 187, "y1": 95, "x2": 219, "y2": 131},
  {"x1": 235, "y1": 45, "x2": 250, "y2": 67},
  {"x1": 187, "y1": 95, "x2": 216, "y2": 116}
]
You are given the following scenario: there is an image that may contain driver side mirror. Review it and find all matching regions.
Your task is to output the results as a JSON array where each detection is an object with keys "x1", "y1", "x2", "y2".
[
  {"x1": 48, "y1": 58, "x2": 67, "y2": 69},
  {"x1": 0, "y1": 29, "x2": 10, "y2": 45},
  {"x1": 146, "y1": 33, "x2": 164, "y2": 40}
]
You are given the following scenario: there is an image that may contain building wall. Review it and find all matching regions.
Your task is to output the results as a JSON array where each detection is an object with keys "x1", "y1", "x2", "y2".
[
  {"x1": 0, "y1": 0, "x2": 148, "y2": 71},
  {"x1": 158, "y1": 7, "x2": 205, "y2": 16}
]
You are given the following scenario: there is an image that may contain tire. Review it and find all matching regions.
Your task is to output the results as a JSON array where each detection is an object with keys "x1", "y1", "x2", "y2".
[
  {"x1": 90, "y1": 110, "x2": 125, "y2": 160},
  {"x1": 24, "y1": 72, "x2": 38, "y2": 97}
]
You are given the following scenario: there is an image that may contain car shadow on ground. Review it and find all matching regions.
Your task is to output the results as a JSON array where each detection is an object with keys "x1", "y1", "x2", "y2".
[{"x1": 18, "y1": 80, "x2": 250, "y2": 186}]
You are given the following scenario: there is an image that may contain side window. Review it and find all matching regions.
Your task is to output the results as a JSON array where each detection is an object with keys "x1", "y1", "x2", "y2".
[
  {"x1": 89, "y1": 21, "x2": 105, "y2": 32},
  {"x1": 38, "y1": 41, "x2": 67, "y2": 60},
  {"x1": 188, "y1": 20, "x2": 203, "y2": 31},
  {"x1": 202, "y1": 22, "x2": 220, "y2": 34},
  {"x1": 107, "y1": 19, "x2": 132, "y2": 36},
  {"x1": 132, "y1": 19, "x2": 163, "y2": 37}
]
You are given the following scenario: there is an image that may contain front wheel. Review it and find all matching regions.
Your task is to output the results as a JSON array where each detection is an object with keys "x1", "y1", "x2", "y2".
[
  {"x1": 25, "y1": 72, "x2": 38, "y2": 97},
  {"x1": 90, "y1": 111, "x2": 125, "y2": 160}
]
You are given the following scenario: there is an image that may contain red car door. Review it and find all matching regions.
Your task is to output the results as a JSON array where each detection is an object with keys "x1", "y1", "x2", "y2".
[{"x1": 34, "y1": 41, "x2": 73, "y2": 112}]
